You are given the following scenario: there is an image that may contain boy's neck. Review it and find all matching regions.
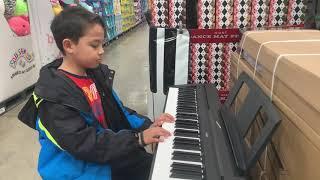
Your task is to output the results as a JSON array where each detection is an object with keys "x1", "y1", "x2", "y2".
[{"x1": 59, "y1": 57, "x2": 87, "y2": 76}]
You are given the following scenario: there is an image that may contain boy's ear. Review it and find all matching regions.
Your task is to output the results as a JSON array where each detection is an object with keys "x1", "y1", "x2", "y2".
[{"x1": 62, "y1": 39, "x2": 76, "y2": 54}]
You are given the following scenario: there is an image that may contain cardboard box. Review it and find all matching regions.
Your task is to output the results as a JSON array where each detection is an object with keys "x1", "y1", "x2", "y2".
[
  {"x1": 237, "y1": 30, "x2": 320, "y2": 144},
  {"x1": 230, "y1": 54, "x2": 320, "y2": 180}
]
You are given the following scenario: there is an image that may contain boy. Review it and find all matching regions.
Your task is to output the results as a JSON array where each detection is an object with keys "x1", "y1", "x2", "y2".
[{"x1": 18, "y1": 7, "x2": 174, "y2": 180}]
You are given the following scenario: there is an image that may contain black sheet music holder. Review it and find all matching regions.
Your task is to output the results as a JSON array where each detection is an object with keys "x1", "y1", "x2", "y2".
[{"x1": 221, "y1": 72, "x2": 281, "y2": 176}]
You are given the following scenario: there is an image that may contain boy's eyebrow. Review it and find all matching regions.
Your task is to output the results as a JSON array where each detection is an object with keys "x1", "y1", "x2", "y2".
[{"x1": 90, "y1": 39, "x2": 104, "y2": 43}]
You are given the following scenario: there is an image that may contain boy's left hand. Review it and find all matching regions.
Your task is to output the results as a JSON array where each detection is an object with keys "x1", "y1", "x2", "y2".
[{"x1": 151, "y1": 113, "x2": 175, "y2": 128}]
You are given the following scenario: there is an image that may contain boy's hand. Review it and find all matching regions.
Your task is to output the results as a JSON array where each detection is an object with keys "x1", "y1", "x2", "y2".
[
  {"x1": 142, "y1": 127, "x2": 171, "y2": 145},
  {"x1": 151, "y1": 113, "x2": 175, "y2": 127}
]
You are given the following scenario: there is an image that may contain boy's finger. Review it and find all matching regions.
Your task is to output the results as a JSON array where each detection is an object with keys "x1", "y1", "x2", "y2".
[
  {"x1": 163, "y1": 113, "x2": 175, "y2": 119},
  {"x1": 152, "y1": 127, "x2": 171, "y2": 137},
  {"x1": 159, "y1": 128, "x2": 171, "y2": 137},
  {"x1": 159, "y1": 113, "x2": 175, "y2": 122},
  {"x1": 153, "y1": 137, "x2": 164, "y2": 143}
]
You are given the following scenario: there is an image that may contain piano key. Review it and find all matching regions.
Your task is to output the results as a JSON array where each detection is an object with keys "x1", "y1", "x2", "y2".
[
  {"x1": 177, "y1": 108, "x2": 197, "y2": 113},
  {"x1": 175, "y1": 122, "x2": 198, "y2": 127},
  {"x1": 175, "y1": 120, "x2": 199, "y2": 126},
  {"x1": 172, "y1": 151, "x2": 202, "y2": 162},
  {"x1": 175, "y1": 129, "x2": 200, "y2": 138},
  {"x1": 170, "y1": 169, "x2": 203, "y2": 180},
  {"x1": 175, "y1": 123, "x2": 199, "y2": 130},
  {"x1": 150, "y1": 87, "x2": 204, "y2": 180},
  {"x1": 177, "y1": 112, "x2": 198, "y2": 116},
  {"x1": 171, "y1": 162, "x2": 203, "y2": 173},
  {"x1": 178, "y1": 96, "x2": 196, "y2": 100},
  {"x1": 173, "y1": 142, "x2": 201, "y2": 151},
  {"x1": 176, "y1": 114, "x2": 198, "y2": 120},
  {"x1": 177, "y1": 109, "x2": 197, "y2": 114},
  {"x1": 174, "y1": 137, "x2": 200, "y2": 144},
  {"x1": 175, "y1": 127, "x2": 199, "y2": 133},
  {"x1": 176, "y1": 119, "x2": 199, "y2": 123}
]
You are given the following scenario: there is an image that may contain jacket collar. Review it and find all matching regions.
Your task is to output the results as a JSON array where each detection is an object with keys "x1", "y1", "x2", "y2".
[{"x1": 34, "y1": 59, "x2": 115, "y2": 112}]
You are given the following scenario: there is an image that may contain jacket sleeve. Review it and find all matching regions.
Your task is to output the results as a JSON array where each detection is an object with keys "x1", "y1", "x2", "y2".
[
  {"x1": 38, "y1": 100, "x2": 141, "y2": 164},
  {"x1": 123, "y1": 106, "x2": 153, "y2": 132},
  {"x1": 111, "y1": 91, "x2": 153, "y2": 131}
]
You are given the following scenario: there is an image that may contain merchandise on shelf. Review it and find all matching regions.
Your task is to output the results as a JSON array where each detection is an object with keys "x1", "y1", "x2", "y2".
[
  {"x1": 198, "y1": 0, "x2": 215, "y2": 29},
  {"x1": 267, "y1": 0, "x2": 289, "y2": 27},
  {"x1": 115, "y1": 14, "x2": 122, "y2": 35},
  {"x1": 150, "y1": 0, "x2": 168, "y2": 27},
  {"x1": 233, "y1": 0, "x2": 252, "y2": 29},
  {"x1": 7, "y1": 15, "x2": 30, "y2": 36},
  {"x1": 14, "y1": 0, "x2": 28, "y2": 16},
  {"x1": 286, "y1": 0, "x2": 306, "y2": 27},
  {"x1": 149, "y1": 0, "x2": 307, "y2": 29},
  {"x1": 134, "y1": 0, "x2": 142, "y2": 23},
  {"x1": 113, "y1": 0, "x2": 121, "y2": 15},
  {"x1": 141, "y1": 0, "x2": 147, "y2": 13},
  {"x1": 3, "y1": 0, "x2": 31, "y2": 36},
  {"x1": 50, "y1": 0, "x2": 63, "y2": 15},
  {"x1": 121, "y1": 0, "x2": 135, "y2": 31},
  {"x1": 168, "y1": 0, "x2": 197, "y2": 28},
  {"x1": 250, "y1": 0, "x2": 270, "y2": 29},
  {"x1": 3, "y1": 0, "x2": 16, "y2": 18}
]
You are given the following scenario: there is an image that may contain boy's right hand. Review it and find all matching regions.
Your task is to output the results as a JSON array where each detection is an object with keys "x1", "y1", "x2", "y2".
[{"x1": 142, "y1": 127, "x2": 171, "y2": 145}]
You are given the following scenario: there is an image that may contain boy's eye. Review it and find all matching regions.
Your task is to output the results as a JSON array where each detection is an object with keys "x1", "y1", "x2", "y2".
[{"x1": 91, "y1": 44, "x2": 99, "y2": 48}]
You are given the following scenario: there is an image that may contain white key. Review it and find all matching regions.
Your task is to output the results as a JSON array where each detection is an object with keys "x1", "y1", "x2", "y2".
[
  {"x1": 151, "y1": 88, "x2": 203, "y2": 180},
  {"x1": 151, "y1": 88, "x2": 178, "y2": 180}
]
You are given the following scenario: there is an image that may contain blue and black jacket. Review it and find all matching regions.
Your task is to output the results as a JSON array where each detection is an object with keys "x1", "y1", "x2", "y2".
[{"x1": 18, "y1": 59, "x2": 152, "y2": 179}]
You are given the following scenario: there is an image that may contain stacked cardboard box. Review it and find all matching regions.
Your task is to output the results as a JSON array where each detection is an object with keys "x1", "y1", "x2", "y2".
[{"x1": 230, "y1": 30, "x2": 320, "y2": 180}]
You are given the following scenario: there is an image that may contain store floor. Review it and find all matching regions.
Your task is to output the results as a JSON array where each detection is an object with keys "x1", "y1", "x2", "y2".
[{"x1": 0, "y1": 23, "x2": 150, "y2": 180}]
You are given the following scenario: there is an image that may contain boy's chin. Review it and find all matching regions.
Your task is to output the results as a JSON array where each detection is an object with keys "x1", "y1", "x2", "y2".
[{"x1": 86, "y1": 63, "x2": 100, "y2": 69}]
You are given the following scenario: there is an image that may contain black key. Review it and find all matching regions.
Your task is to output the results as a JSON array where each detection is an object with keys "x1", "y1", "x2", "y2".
[
  {"x1": 176, "y1": 121, "x2": 198, "y2": 126},
  {"x1": 176, "y1": 119, "x2": 198, "y2": 124},
  {"x1": 171, "y1": 162, "x2": 203, "y2": 173},
  {"x1": 173, "y1": 142, "x2": 201, "y2": 151},
  {"x1": 174, "y1": 137, "x2": 200, "y2": 145},
  {"x1": 177, "y1": 107, "x2": 197, "y2": 111},
  {"x1": 176, "y1": 114, "x2": 198, "y2": 120},
  {"x1": 177, "y1": 101, "x2": 196, "y2": 105},
  {"x1": 176, "y1": 120, "x2": 198, "y2": 125},
  {"x1": 175, "y1": 129, "x2": 200, "y2": 138},
  {"x1": 177, "y1": 109, "x2": 197, "y2": 114},
  {"x1": 178, "y1": 95, "x2": 195, "y2": 99},
  {"x1": 177, "y1": 105, "x2": 197, "y2": 110},
  {"x1": 172, "y1": 151, "x2": 202, "y2": 162},
  {"x1": 175, "y1": 123, "x2": 199, "y2": 130},
  {"x1": 170, "y1": 169, "x2": 203, "y2": 180}
]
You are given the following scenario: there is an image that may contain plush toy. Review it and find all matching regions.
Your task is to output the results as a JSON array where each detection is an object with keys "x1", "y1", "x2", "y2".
[
  {"x1": 8, "y1": 16, "x2": 30, "y2": 36},
  {"x1": 3, "y1": 0, "x2": 16, "y2": 18},
  {"x1": 50, "y1": 0, "x2": 63, "y2": 15},
  {"x1": 14, "y1": 0, "x2": 27, "y2": 16}
]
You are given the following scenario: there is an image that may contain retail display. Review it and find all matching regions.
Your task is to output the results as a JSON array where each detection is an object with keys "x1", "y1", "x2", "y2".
[
  {"x1": 150, "y1": 0, "x2": 307, "y2": 29},
  {"x1": 50, "y1": 0, "x2": 63, "y2": 15},
  {"x1": 14, "y1": 0, "x2": 27, "y2": 16},
  {"x1": 3, "y1": 0, "x2": 16, "y2": 18},
  {"x1": 7, "y1": 15, "x2": 30, "y2": 36},
  {"x1": 3, "y1": 0, "x2": 30, "y2": 36},
  {"x1": 0, "y1": 0, "x2": 41, "y2": 111},
  {"x1": 231, "y1": 30, "x2": 320, "y2": 179}
]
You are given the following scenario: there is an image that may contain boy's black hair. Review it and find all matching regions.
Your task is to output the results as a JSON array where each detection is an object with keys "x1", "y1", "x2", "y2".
[{"x1": 50, "y1": 6, "x2": 105, "y2": 54}]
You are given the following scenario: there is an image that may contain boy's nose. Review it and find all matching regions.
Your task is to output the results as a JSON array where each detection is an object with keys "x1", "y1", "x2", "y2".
[{"x1": 99, "y1": 47, "x2": 104, "y2": 55}]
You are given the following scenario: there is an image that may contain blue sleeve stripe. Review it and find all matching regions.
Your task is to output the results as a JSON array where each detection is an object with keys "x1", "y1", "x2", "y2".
[{"x1": 112, "y1": 91, "x2": 145, "y2": 129}]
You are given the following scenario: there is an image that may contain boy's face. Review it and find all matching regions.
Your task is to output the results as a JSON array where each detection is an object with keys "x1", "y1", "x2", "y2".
[{"x1": 69, "y1": 24, "x2": 105, "y2": 69}]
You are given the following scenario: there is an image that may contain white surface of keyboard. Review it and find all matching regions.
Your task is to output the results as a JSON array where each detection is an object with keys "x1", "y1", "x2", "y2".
[{"x1": 150, "y1": 87, "x2": 203, "y2": 180}]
